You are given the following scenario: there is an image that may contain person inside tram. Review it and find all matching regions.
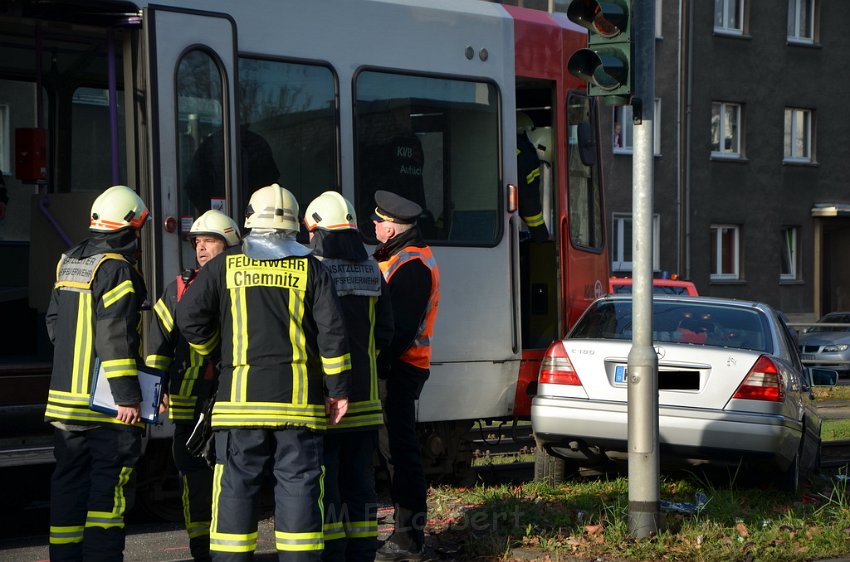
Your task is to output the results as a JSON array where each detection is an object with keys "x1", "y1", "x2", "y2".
[
  {"x1": 359, "y1": 99, "x2": 433, "y2": 237},
  {"x1": 184, "y1": 124, "x2": 280, "y2": 215},
  {"x1": 516, "y1": 112, "x2": 549, "y2": 242}
]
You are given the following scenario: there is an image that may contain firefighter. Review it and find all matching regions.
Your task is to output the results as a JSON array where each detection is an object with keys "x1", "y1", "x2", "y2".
[
  {"x1": 371, "y1": 190, "x2": 440, "y2": 562},
  {"x1": 45, "y1": 184, "x2": 149, "y2": 561},
  {"x1": 516, "y1": 112, "x2": 549, "y2": 242},
  {"x1": 303, "y1": 191, "x2": 394, "y2": 562},
  {"x1": 145, "y1": 209, "x2": 241, "y2": 562},
  {"x1": 176, "y1": 183, "x2": 351, "y2": 561}
]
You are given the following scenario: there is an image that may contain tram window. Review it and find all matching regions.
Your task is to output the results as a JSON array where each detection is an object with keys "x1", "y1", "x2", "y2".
[
  {"x1": 177, "y1": 49, "x2": 225, "y2": 268},
  {"x1": 567, "y1": 95, "x2": 604, "y2": 251},
  {"x1": 354, "y1": 71, "x2": 500, "y2": 245},
  {"x1": 71, "y1": 87, "x2": 126, "y2": 192},
  {"x1": 238, "y1": 57, "x2": 336, "y2": 219}
]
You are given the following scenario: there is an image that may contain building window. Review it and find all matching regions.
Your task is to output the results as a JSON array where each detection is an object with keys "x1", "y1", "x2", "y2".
[
  {"x1": 784, "y1": 107, "x2": 812, "y2": 163},
  {"x1": 714, "y1": 0, "x2": 744, "y2": 34},
  {"x1": 656, "y1": 0, "x2": 663, "y2": 38},
  {"x1": 611, "y1": 213, "x2": 660, "y2": 272},
  {"x1": 711, "y1": 102, "x2": 742, "y2": 157},
  {"x1": 612, "y1": 99, "x2": 661, "y2": 155},
  {"x1": 787, "y1": 0, "x2": 815, "y2": 43},
  {"x1": 710, "y1": 224, "x2": 740, "y2": 280},
  {"x1": 780, "y1": 226, "x2": 799, "y2": 281},
  {"x1": 0, "y1": 105, "x2": 8, "y2": 174}
]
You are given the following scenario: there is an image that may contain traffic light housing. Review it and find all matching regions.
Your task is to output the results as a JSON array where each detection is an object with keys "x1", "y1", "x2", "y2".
[{"x1": 566, "y1": 0, "x2": 632, "y2": 105}]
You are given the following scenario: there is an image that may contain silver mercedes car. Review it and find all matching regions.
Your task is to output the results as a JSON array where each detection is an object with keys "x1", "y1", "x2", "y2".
[{"x1": 531, "y1": 295, "x2": 835, "y2": 492}]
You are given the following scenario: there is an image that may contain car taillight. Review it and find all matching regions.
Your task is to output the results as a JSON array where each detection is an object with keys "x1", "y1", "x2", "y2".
[
  {"x1": 538, "y1": 341, "x2": 581, "y2": 386},
  {"x1": 732, "y1": 355, "x2": 784, "y2": 402}
]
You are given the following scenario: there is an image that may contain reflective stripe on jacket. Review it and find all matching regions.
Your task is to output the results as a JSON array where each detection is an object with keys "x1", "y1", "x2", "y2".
[{"x1": 379, "y1": 245, "x2": 440, "y2": 369}]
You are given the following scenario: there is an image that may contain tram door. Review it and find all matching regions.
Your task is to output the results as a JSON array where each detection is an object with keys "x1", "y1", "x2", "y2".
[{"x1": 143, "y1": 7, "x2": 238, "y2": 296}]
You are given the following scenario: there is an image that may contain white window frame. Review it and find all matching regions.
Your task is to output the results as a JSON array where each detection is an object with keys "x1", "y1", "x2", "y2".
[
  {"x1": 611, "y1": 212, "x2": 660, "y2": 272},
  {"x1": 784, "y1": 107, "x2": 812, "y2": 163},
  {"x1": 714, "y1": 0, "x2": 744, "y2": 35},
  {"x1": 612, "y1": 99, "x2": 661, "y2": 155},
  {"x1": 0, "y1": 105, "x2": 9, "y2": 174},
  {"x1": 710, "y1": 224, "x2": 740, "y2": 280},
  {"x1": 711, "y1": 101, "x2": 742, "y2": 158},
  {"x1": 787, "y1": 0, "x2": 815, "y2": 44},
  {"x1": 780, "y1": 226, "x2": 799, "y2": 281},
  {"x1": 656, "y1": 0, "x2": 663, "y2": 38}
]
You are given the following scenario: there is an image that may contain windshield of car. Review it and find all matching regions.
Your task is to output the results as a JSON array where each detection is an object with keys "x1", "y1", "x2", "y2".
[
  {"x1": 807, "y1": 314, "x2": 850, "y2": 333},
  {"x1": 570, "y1": 300, "x2": 771, "y2": 352}
]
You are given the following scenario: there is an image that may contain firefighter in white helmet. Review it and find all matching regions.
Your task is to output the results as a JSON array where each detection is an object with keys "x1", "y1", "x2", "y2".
[
  {"x1": 146, "y1": 209, "x2": 241, "y2": 562},
  {"x1": 516, "y1": 112, "x2": 549, "y2": 242},
  {"x1": 304, "y1": 191, "x2": 394, "y2": 562},
  {"x1": 46, "y1": 185, "x2": 149, "y2": 561},
  {"x1": 177, "y1": 184, "x2": 351, "y2": 560}
]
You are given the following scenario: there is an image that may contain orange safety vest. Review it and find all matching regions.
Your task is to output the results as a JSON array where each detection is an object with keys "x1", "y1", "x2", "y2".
[{"x1": 379, "y1": 245, "x2": 440, "y2": 370}]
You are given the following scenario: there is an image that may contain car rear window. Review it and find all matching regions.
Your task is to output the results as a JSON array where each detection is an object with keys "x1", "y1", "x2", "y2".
[{"x1": 570, "y1": 301, "x2": 770, "y2": 352}]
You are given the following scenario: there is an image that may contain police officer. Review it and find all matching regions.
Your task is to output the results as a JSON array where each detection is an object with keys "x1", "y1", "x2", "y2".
[
  {"x1": 371, "y1": 190, "x2": 440, "y2": 562},
  {"x1": 176, "y1": 184, "x2": 351, "y2": 561},
  {"x1": 45, "y1": 185, "x2": 149, "y2": 561},
  {"x1": 304, "y1": 192, "x2": 394, "y2": 562},
  {"x1": 516, "y1": 112, "x2": 549, "y2": 242},
  {"x1": 146, "y1": 210, "x2": 241, "y2": 562}
]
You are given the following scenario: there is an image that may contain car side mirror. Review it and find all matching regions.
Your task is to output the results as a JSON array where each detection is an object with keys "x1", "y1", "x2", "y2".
[{"x1": 804, "y1": 367, "x2": 838, "y2": 390}]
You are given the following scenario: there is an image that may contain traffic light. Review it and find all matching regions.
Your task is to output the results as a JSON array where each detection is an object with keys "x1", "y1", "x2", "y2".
[{"x1": 566, "y1": 0, "x2": 632, "y2": 105}]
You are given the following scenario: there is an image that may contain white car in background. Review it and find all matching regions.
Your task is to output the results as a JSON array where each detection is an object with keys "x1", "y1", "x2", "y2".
[{"x1": 531, "y1": 295, "x2": 836, "y2": 492}]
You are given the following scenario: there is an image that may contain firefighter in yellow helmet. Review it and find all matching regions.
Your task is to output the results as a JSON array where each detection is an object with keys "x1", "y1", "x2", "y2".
[
  {"x1": 177, "y1": 184, "x2": 351, "y2": 560},
  {"x1": 516, "y1": 112, "x2": 549, "y2": 242},
  {"x1": 146, "y1": 209, "x2": 241, "y2": 562},
  {"x1": 45, "y1": 185, "x2": 149, "y2": 561},
  {"x1": 304, "y1": 191, "x2": 394, "y2": 562}
]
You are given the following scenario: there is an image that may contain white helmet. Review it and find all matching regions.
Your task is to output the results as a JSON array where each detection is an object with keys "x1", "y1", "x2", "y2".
[
  {"x1": 516, "y1": 111, "x2": 535, "y2": 135},
  {"x1": 190, "y1": 210, "x2": 241, "y2": 247},
  {"x1": 244, "y1": 183, "x2": 300, "y2": 231},
  {"x1": 303, "y1": 191, "x2": 357, "y2": 232},
  {"x1": 527, "y1": 126, "x2": 553, "y2": 163},
  {"x1": 90, "y1": 185, "x2": 149, "y2": 232}
]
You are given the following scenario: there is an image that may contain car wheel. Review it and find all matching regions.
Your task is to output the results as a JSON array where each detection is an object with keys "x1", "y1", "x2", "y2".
[{"x1": 533, "y1": 439, "x2": 577, "y2": 485}]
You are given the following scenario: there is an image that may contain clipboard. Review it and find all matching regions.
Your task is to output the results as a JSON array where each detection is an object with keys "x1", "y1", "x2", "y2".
[{"x1": 89, "y1": 358, "x2": 163, "y2": 424}]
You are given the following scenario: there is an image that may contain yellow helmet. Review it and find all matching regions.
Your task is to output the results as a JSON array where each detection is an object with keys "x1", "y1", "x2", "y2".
[
  {"x1": 244, "y1": 183, "x2": 300, "y2": 231},
  {"x1": 303, "y1": 191, "x2": 357, "y2": 232},
  {"x1": 190, "y1": 210, "x2": 241, "y2": 247},
  {"x1": 516, "y1": 111, "x2": 535, "y2": 135},
  {"x1": 527, "y1": 126, "x2": 553, "y2": 163},
  {"x1": 90, "y1": 185, "x2": 149, "y2": 232}
]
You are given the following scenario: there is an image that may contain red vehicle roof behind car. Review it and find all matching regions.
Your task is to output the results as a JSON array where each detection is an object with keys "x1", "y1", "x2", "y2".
[{"x1": 609, "y1": 277, "x2": 699, "y2": 297}]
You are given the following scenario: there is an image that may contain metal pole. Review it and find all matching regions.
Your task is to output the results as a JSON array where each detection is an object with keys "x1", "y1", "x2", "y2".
[{"x1": 627, "y1": 0, "x2": 659, "y2": 539}]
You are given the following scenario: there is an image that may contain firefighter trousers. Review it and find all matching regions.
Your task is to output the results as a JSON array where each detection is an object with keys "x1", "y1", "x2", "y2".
[
  {"x1": 49, "y1": 425, "x2": 141, "y2": 562},
  {"x1": 211, "y1": 428, "x2": 325, "y2": 562},
  {"x1": 378, "y1": 365, "x2": 429, "y2": 550},
  {"x1": 322, "y1": 430, "x2": 378, "y2": 562},
  {"x1": 174, "y1": 422, "x2": 214, "y2": 561}
]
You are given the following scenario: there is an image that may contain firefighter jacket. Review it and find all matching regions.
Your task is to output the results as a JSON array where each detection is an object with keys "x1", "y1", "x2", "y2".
[
  {"x1": 45, "y1": 232, "x2": 147, "y2": 429},
  {"x1": 374, "y1": 227, "x2": 440, "y2": 371},
  {"x1": 146, "y1": 271, "x2": 216, "y2": 424},
  {"x1": 175, "y1": 246, "x2": 351, "y2": 431},
  {"x1": 517, "y1": 133, "x2": 549, "y2": 242},
  {"x1": 310, "y1": 229, "x2": 394, "y2": 431}
]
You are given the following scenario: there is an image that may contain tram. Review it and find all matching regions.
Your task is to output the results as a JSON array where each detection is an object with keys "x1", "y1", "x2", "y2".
[{"x1": 0, "y1": 0, "x2": 608, "y2": 505}]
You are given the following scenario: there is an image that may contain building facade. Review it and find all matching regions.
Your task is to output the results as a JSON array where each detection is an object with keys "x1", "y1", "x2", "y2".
[{"x1": 493, "y1": 0, "x2": 850, "y2": 321}]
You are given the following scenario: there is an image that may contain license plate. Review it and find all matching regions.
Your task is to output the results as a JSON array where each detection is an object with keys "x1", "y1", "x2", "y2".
[
  {"x1": 801, "y1": 354, "x2": 816, "y2": 361},
  {"x1": 614, "y1": 364, "x2": 627, "y2": 383}
]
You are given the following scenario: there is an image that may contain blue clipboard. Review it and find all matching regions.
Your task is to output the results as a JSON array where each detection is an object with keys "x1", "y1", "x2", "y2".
[{"x1": 89, "y1": 358, "x2": 163, "y2": 424}]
